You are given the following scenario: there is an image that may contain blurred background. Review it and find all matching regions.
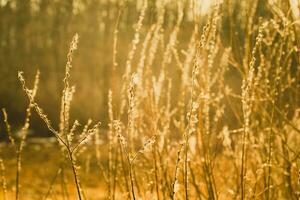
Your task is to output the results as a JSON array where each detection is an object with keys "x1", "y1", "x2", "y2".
[
  {"x1": 0, "y1": 0, "x2": 298, "y2": 136},
  {"x1": 0, "y1": 0, "x2": 205, "y2": 136}
]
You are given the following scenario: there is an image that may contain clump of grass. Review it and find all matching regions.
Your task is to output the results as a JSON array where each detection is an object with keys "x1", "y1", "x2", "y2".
[
  {"x1": 0, "y1": 0, "x2": 300, "y2": 200},
  {"x1": 18, "y1": 34, "x2": 100, "y2": 200},
  {"x1": 1, "y1": 69, "x2": 39, "y2": 200}
]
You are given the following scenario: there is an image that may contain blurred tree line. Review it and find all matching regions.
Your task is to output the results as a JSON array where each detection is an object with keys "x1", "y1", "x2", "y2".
[
  {"x1": 0, "y1": 0, "x2": 130, "y2": 135},
  {"x1": 0, "y1": 0, "x2": 195, "y2": 136},
  {"x1": 0, "y1": 0, "x2": 298, "y2": 136}
]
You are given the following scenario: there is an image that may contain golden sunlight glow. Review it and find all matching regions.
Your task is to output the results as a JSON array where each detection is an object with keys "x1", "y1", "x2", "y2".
[{"x1": 290, "y1": 0, "x2": 300, "y2": 17}]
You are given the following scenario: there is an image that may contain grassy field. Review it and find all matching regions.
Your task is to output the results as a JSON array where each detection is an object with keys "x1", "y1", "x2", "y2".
[
  {"x1": 0, "y1": 138, "x2": 107, "y2": 199},
  {"x1": 0, "y1": 0, "x2": 300, "y2": 199}
]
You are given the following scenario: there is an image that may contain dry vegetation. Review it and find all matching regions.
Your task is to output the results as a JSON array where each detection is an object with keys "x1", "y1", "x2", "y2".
[{"x1": 1, "y1": 0, "x2": 300, "y2": 199}]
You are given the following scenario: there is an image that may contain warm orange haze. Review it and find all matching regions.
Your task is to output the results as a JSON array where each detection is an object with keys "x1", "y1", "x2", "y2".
[{"x1": 0, "y1": 0, "x2": 300, "y2": 199}]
